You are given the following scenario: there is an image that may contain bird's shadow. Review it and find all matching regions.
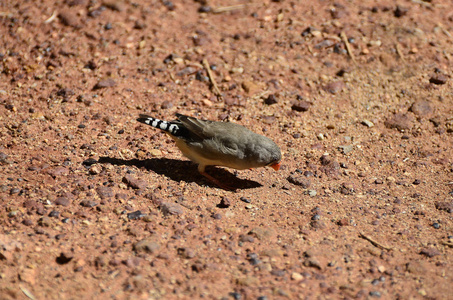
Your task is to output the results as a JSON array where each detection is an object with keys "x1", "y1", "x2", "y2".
[{"x1": 98, "y1": 157, "x2": 262, "y2": 190}]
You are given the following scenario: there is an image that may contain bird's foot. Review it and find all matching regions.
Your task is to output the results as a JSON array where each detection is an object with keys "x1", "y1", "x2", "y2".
[{"x1": 199, "y1": 171, "x2": 236, "y2": 191}]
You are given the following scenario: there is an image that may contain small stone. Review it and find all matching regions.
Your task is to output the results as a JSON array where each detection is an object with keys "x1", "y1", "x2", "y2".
[
  {"x1": 160, "y1": 100, "x2": 173, "y2": 109},
  {"x1": 134, "y1": 238, "x2": 160, "y2": 254},
  {"x1": 406, "y1": 261, "x2": 426, "y2": 274},
  {"x1": 82, "y1": 158, "x2": 98, "y2": 166},
  {"x1": 240, "y1": 197, "x2": 251, "y2": 203},
  {"x1": 394, "y1": 6, "x2": 409, "y2": 18},
  {"x1": 338, "y1": 145, "x2": 353, "y2": 154},
  {"x1": 103, "y1": 0, "x2": 124, "y2": 11},
  {"x1": 19, "y1": 268, "x2": 36, "y2": 285},
  {"x1": 409, "y1": 100, "x2": 433, "y2": 117},
  {"x1": 46, "y1": 166, "x2": 69, "y2": 178},
  {"x1": 217, "y1": 197, "x2": 231, "y2": 208},
  {"x1": 89, "y1": 165, "x2": 102, "y2": 175},
  {"x1": 177, "y1": 247, "x2": 196, "y2": 259},
  {"x1": 96, "y1": 186, "x2": 114, "y2": 199},
  {"x1": 150, "y1": 149, "x2": 162, "y2": 157},
  {"x1": 384, "y1": 113, "x2": 413, "y2": 131},
  {"x1": 58, "y1": 11, "x2": 80, "y2": 28},
  {"x1": 93, "y1": 78, "x2": 116, "y2": 90},
  {"x1": 419, "y1": 247, "x2": 440, "y2": 257},
  {"x1": 55, "y1": 197, "x2": 71, "y2": 207},
  {"x1": 291, "y1": 272, "x2": 303, "y2": 281},
  {"x1": 291, "y1": 100, "x2": 311, "y2": 112},
  {"x1": 435, "y1": 201, "x2": 452, "y2": 213},
  {"x1": 429, "y1": 74, "x2": 448, "y2": 85},
  {"x1": 159, "y1": 202, "x2": 184, "y2": 216},
  {"x1": 304, "y1": 257, "x2": 322, "y2": 269},
  {"x1": 127, "y1": 210, "x2": 146, "y2": 220},
  {"x1": 80, "y1": 200, "x2": 98, "y2": 208},
  {"x1": 337, "y1": 218, "x2": 349, "y2": 226},
  {"x1": 264, "y1": 94, "x2": 278, "y2": 105},
  {"x1": 361, "y1": 119, "x2": 374, "y2": 127},
  {"x1": 123, "y1": 174, "x2": 148, "y2": 190},
  {"x1": 38, "y1": 216, "x2": 52, "y2": 227},
  {"x1": 248, "y1": 228, "x2": 273, "y2": 240},
  {"x1": 241, "y1": 80, "x2": 259, "y2": 94},
  {"x1": 287, "y1": 175, "x2": 311, "y2": 188},
  {"x1": 323, "y1": 81, "x2": 345, "y2": 94}
]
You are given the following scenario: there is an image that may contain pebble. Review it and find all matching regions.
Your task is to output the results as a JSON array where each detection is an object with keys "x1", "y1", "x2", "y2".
[
  {"x1": 429, "y1": 74, "x2": 448, "y2": 85},
  {"x1": 55, "y1": 197, "x2": 71, "y2": 206},
  {"x1": 82, "y1": 158, "x2": 98, "y2": 166},
  {"x1": 287, "y1": 175, "x2": 311, "y2": 188},
  {"x1": 291, "y1": 272, "x2": 304, "y2": 281},
  {"x1": 384, "y1": 113, "x2": 413, "y2": 131},
  {"x1": 264, "y1": 94, "x2": 278, "y2": 105},
  {"x1": 134, "y1": 238, "x2": 160, "y2": 254},
  {"x1": 291, "y1": 100, "x2": 311, "y2": 112},
  {"x1": 93, "y1": 78, "x2": 116, "y2": 90},
  {"x1": 49, "y1": 210, "x2": 60, "y2": 218},
  {"x1": 361, "y1": 119, "x2": 375, "y2": 127},
  {"x1": 420, "y1": 247, "x2": 440, "y2": 257},
  {"x1": 338, "y1": 145, "x2": 353, "y2": 154},
  {"x1": 304, "y1": 257, "x2": 322, "y2": 269},
  {"x1": 240, "y1": 197, "x2": 251, "y2": 203},
  {"x1": 38, "y1": 217, "x2": 52, "y2": 227},
  {"x1": 323, "y1": 81, "x2": 345, "y2": 94},
  {"x1": 434, "y1": 202, "x2": 452, "y2": 213},
  {"x1": 394, "y1": 6, "x2": 409, "y2": 17},
  {"x1": 58, "y1": 11, "x2": 80, "y2": 28},
  {"x1": 241, "y1": 80, "x2": 258, "y2": 94},
  {"x1": 409, "y1": 100, "x2": 433, "y2": 117},
  {"x1": 90, "y1": 186, "x2": 111, "y2": 200},
  {"x1": 177, "y1": 247, "x2": 196, "y2": 259},
  {"x1": 217, "y1": 197, "x2": 231, "y2": 208},
  {"x1": 46, "y1": 166, "x2": 69, "y2": 177},
  {"x1": 127, "y1": 210, "x2": 146, "y2": 220},
  {"x1": 89, "y1": 165, "x2": 102, "y2": 175},
  {"x1": 159, "y1": 202, "x2": 184, "y2": 216},
  {"x1": 122, "y1": 174, "x2": 148, "y2": 190},
  {"x1": 22, "y1": 219, "x2": 33, "y2": 226},
  {"x1": 80, "y1": 200, "x2": 98, "y2": 208},
  {"x1": 432, "y1": 222, "x2": 440, "y2": 229}
]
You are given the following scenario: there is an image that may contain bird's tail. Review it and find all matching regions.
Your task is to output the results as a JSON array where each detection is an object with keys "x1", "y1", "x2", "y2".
[{"x1": 137, "y1": 114, "x2": 181, "y2": 136}]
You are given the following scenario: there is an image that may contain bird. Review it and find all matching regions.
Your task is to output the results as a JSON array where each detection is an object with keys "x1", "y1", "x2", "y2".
[{"x1": 136, "y1": 113, "x2": 282, "y2": 190}]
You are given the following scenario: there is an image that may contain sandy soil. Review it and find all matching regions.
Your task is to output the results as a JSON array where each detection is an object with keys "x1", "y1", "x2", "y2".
[{"x1": 1, "y1": 0, "x2": 452, "y2": 299}]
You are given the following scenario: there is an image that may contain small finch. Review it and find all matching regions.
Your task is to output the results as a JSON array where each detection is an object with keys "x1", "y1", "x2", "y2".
[{"x1": 137, "y1": 114, "x2": 281, "y2": 190}]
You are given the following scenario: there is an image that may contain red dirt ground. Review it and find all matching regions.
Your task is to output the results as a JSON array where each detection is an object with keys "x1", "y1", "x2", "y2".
[{"x1": 0, "y1": 0, "x2": 452, "y2": 299}]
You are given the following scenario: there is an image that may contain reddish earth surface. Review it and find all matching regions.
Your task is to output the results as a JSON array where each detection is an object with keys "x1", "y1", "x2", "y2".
[{"x1": 1, "y1": 0, "x2": 452, "y2": 299}]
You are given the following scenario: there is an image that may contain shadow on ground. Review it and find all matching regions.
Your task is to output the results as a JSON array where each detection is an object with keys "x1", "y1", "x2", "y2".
[{"x1": 98, "y1": 157, "x2": 262, "y2": 190}]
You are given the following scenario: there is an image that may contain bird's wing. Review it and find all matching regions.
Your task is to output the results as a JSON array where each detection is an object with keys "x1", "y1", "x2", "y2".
[{"x1": 175, "y1": 114, "x2": 215, "y2": 140}]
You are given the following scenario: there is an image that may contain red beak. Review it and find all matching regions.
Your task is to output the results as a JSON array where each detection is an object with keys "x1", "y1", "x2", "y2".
[{"x1": 271, "y1": 162, "x2": 281, "y2": 171}]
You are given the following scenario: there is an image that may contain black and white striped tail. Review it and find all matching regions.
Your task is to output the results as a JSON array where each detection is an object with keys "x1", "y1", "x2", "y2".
[{"x1": 137, "y1": 114, "x2": 181, "y2": 136}]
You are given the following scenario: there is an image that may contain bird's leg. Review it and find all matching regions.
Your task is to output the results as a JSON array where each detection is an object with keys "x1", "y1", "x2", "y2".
[{"x1": 198, "y1": 165, "x2": 235, "y2": 191}]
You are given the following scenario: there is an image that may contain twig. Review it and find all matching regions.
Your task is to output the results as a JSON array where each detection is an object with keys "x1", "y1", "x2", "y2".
[
  {"x1": 437, "y1": 23, "x2": 452, "y2": 39},
  {"x1": 340, "y1": 31, "x2": 356, "y2": 64},
  {"x1": 20, "y1": 286, "x2": 36, "y2": 300},
  {"x1": 44, "y1": 10, "x2": 57, "y2": 24},
  {"x1": 202, "y1": 59, "x2": 222, "y2": 99},
  {"x1": 396, "y1": 43, "x2": 406, "y2": 63},
  {"x1": 212, "y1": 4, "x2": 247, "y2": 14},
  {"x1": 411, "y1": 0, "x2": 432, "y2": 7},
  {"x1": 359, "y1": 232, "x2": 393, "y2": 251}
]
